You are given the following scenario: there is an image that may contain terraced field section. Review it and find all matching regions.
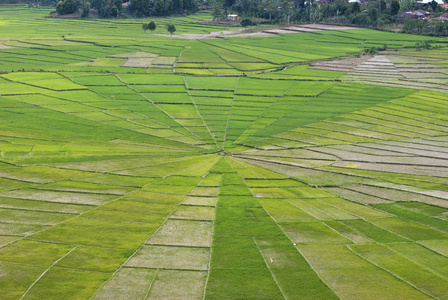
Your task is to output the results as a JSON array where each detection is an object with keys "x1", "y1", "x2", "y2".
[{"x1": 1, "y1": 7, "x2": 448, "y2": 299}]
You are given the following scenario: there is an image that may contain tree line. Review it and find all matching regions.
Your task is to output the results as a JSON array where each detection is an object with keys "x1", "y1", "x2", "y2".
[
  {"x1": 129, "y1": 0, "x2": 197, "y2": 17},
  {"x1": 52, "y1": 0, "x2": 199, "y2": 17}
]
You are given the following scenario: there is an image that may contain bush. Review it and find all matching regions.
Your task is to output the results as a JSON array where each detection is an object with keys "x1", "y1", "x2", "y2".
[
  {"x1": 353, "y1": 12, "x2": 370, "y2": 25},
  {"x1": 56, "y1": 0, "x2": 78, "y2": 15},
  {"x1": 240, "y1": 18, "x2": 252, "y2": 27}
]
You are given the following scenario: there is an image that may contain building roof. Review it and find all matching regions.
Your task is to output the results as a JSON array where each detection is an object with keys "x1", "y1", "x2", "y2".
[
  {"x1": 396, "y1": 10, "x2": 431, "y2": 18},
  {"x1": 416, "y1": 0, "x2": 444, "y2": 4}
]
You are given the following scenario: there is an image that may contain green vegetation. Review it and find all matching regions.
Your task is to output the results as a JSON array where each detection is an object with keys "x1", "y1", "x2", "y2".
[
  {"x1": 217, "y1": 0, "x2": 448, "y2": 37},
  {"x1": 0, "y1": 5, "x2": 448, "y2": 299}
]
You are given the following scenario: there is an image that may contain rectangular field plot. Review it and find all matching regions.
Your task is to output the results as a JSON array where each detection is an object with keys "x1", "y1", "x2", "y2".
[
  {"x1": 0, "y1": 223, "x2": 49, "y2": 236},
  {"x1": 170, "y1": 205, "x2": 215, "y2": 221},
  {"x1": 0, "y1": 236, "x2": 19, "y2": 247},
  {"x1": 184, "y1": 76, "x2": 238, "y2": 91},
  {"x1": 326, "y1": 219, "x2": 409, "y2": 243},
  {"x1": 255, "y1": 236, "x2": 338, "y2": 299},
  {"x1": 142, "y1": 184, "x2": 196, "y2": 195},
  {"x1": 299, "y1": 245, "x2": 432, "y2": 300},
  {"x1": 0, "y1": 239, "x2": 73, "y2": 266},
  {"x1": 147, "y1": 270, "x2": 207, "y2": 300},
  {"x1": 373, "y1": 203, "x2": 448, "y2": 233},
  {"x1": 38, "y1": 180, "x2": 133, "y2": 195},
  {"x1": 205, "y1": 267, "x2": 284, "y2": 299},
  {"x1": 189, "y1": 187, "x2": 219, "y2": 197},
  {"x1": 199, "y1": 174, "x2": 221, "y2": 187},
  {"x1": 0, "y1": 261, "x2": 46, "y2": 300},
  {"x1": 29, "y1": 225, "x2": 150, "y2": 249},
  {"x1": 287, "y1": 199, "x2": 358, "y2": 221},
  {"x1": 0, "y1": 208, "x2": 74, "y2": 225},
  {"x1": 319, "y1": 197, "x2": 391, "y2": 219},
  {"x1": 418, "y1": 239, "x2": 448, "y2": 257},
  {"x1": 0, "y1": 166, "x2": 91, "y2": 183},
  {"x1": 55, "y1": 246, "x2": 132, "y2": 273},
  {"x1": 94, "y1": 268, "x2": 157, "y2": 300},
  {"x1": 182, "y1": 196, "x2": 217, "y2": 206},
  {"x1": 22, "y1": 267, "x2": 110, "y2": 300},
  {"x1": 148, "y1": 219, "x2": 212, "y2": 247},
  {"x1": 216, "y1": 207, "x2": 271, "y2": 223},
  {"x1": 281, "y1": 222, "x2": 352, "y2": 245},
  {"x1": 1, "y1": 189, "x2": 116, "y2": 205},
  {"x1": 386, "y1": 243, "x2": 448, "y2": 278},
  {"x1": 61, "y1": 216, "x2": 162, "y2": 233},
  {"x1": 80, "y1": 208, "x2": 169, "y2": 223},
  {"x1": 122, "y1": 190, "x2": 185, "y2": 204},
  {"x1": 286, "y1": 81, "x2": 337, "y2": 96},
  {"x1": 350, "y1": 244, "x2": 448, "y2": 299},
  {"x1": 126, "y1": 245, "x2": 210, "y2": 270},
  {"x1": 368, "y1": 217, "x2": 448, "y2": 241},
  {"x1": 260, "y1": 199, "x2": 317, "y2": 222}
]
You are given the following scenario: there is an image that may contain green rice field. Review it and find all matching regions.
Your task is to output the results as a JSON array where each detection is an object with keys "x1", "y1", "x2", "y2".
[{"x1": 1, "y1": 5, "x2": 448, "y2": 299}]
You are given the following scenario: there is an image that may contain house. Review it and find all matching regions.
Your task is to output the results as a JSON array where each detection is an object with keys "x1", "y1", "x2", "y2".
[
  {"x1": 227, "y1": 14, "x2": 239, "y2": 21},
  {"x1": 396, "y1": 10, "x2": 431, "y2": 19}
]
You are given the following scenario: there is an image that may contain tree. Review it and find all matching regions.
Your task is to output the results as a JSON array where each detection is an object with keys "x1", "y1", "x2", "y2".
[
  {"x1": 429, "y1": 0, "x2": 438, "y2": 11},
  {"x1": 102, "y1": 4, "x2": 111, "y2": 17},
  {"x1": 400, "y1": 0, "x2": 414, "y2": 11},
  {"x1": 224, "y1": 0, "x2": 235, "y2": 8},
  {"x1": 212, "y1": 7, "x2": 222, "y2": 22},
  {"x1": 333, "y1": 0, "x2": 349, "y2": 17},
  {"x1": 183, "y1": 0, "x2": 197, "y2": 11},
  {"x1": 351, "y1": 2, "x2": 360, "y2": 14},
  {"x1": 56, "y1": 0, "x2": 64, "y2": 14},
  {"x1": 111, "y1": 5, "x2": 118, "y2": 17},
  {"x1": 240, "y1": 18, "x2": 252, "y2": 27},
  {"x1": 265, "y1": 3, "x2": 277, "y2": 21},
  {"x1": 391, "y1": 0, "x2": 400, "y2": 15},
  {"x1": 81, "y1": 2, "x2": 90, "y2": 18},
  {"x1": 114, "y1": 0, "x2": 122, "y2": 13},
  {"x1": 148, "y1": 21, "x2": 156, "y2": 32},
  {"x1": 142, "y1": 23, "x2": 148, "y2": 32},
  {"x1": 166, "y1": 23, "x2": 176, "y2": 36},
  {"x1": 56, "y1": 0, "x2": 79, "y2": 15},
  {"x1": 155, "y1": 0, "x2": 164, "y2": 15},
  {"x1": 129, "y1": 0, "x2": 150, "y2": 17},
  {"x1": 370, "y1": 8, "x2": 378, "y2": 24},
  {"x1": 379, "y1": 0, "x2": 386, "y2": 12},
  {"x1": 173, "y1": 0, "x2": 183, "y2": 13},
  {"x1": 165, "y1": 0, "x2": 174, "y2": 15}
]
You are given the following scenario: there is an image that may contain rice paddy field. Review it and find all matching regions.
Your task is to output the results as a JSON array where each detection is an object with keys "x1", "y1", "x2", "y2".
[{"x1": 1, "y1": 5, "x2": 448, "y2": 299}]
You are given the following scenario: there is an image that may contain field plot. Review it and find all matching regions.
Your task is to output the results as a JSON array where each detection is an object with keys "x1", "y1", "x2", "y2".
[{"x1": 1, "y1": 6, "x2": 448, "y2": 299}]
